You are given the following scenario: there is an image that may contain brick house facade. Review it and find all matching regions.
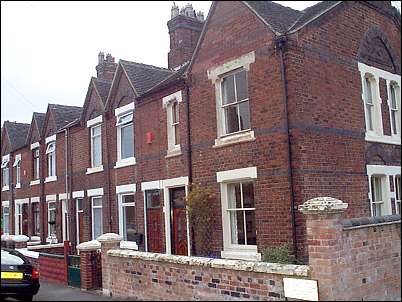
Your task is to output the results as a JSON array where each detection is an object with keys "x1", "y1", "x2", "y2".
[{"x1": 1, "y1": 1, "x2": 400, "y2": 263}]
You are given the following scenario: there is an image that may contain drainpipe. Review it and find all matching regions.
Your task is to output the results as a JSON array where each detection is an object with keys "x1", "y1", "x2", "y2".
[
  {"x1": 276, "y1": 35, "x2": 297, "y2": 260},
  {"x1": 103, "y1": 112, "x2": 113, "y2": 232},
  {"x1": 64, "y1": 128, "x2": 70, "y2": 244},
  {"x1": 185, "y1": 84, "x2": 193, "y2": 185},
  {"x1": 40, "y1": 141, "x2": 46, "y2": 244}
]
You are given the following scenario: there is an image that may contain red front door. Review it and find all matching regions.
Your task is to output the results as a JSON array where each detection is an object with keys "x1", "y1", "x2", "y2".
[
  {"x1": 170, "y1": 187, "x2": 187, "y2": 256},
  {"x1": 146, "y1": 190, "x2": 163, "y2": 253}
]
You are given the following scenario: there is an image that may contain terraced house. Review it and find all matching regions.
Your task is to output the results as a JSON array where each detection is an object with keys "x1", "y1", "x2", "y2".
[{"x1": 1, "y1": 1, "x2": 401, "y2": 263}]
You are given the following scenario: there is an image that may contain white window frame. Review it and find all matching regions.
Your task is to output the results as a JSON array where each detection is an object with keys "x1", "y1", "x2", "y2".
[
  {"x1": 14, "y1": 199, "x2": 29, "y2": 236},
  {"x1": 45, "y1": 140, "x2": 57, "y2": 182},
  {"x1": 163, "y1": 91, "x2": 183, "y2": 157},
  {"x1": 217, "y1": 167, "x2": 260, "y2": 261},
  {"x1": 76, "y1": 198, "x2": 83, "y2": 245},
  {"x1": 86, "y1": 116, "x2": 104, "y2": 174},
  {"x1": 31, "y1": 200, "x2": 41, "y2": 236},
  {"x1": 208, "y1": 52, "x2": 256, "y2": 148},
  {"x1": 32, "y1": 148, "x2": 40, "y2": 183},
  {"x1": 358, "y1": 62, "x2": 401, "y2": 145},
  {"x1": 2, "y1": 201, "x2": 10, "y2": 235},
  {"x1": 387, "y1": 81, "x2": 401, "y2": 137},
  {"x1": 47, "y1": 200, "x2": 57, "y2": 243},
  {"x1": 114, "y1": 102, "x2": 136, "y2": 169},
  {"x1": 367, "y1": 165, "x2": 401, "y2": 217},
  {"x1": 13, "y1": 154, "x2": 21, "y2": 189},
  {"x1": 1, "y1": 154, "x2": 10, "y2": 191},
  {"x1": 91, "y1": 196, "x2": 103, "y2": 240},
  {"x1": 394, "y1": 175, "x2": 401, "y2": 215}
]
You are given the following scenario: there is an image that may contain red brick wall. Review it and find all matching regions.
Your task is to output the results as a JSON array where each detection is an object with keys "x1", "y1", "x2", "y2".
[
  {"x1": 188, "y1": 1, "x2": 294, "y2": 255},
  {"x1": 38, "y1": 253, "x2": 67, "y2": 284}
]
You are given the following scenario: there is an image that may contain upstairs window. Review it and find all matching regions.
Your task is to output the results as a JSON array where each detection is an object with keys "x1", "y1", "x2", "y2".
[
  {"x1": 1, "y1": 156, "x2": 10, "y2": 189},
  {"x1": 171, "y1": 101, "x2": 180, "y2": 147},
  {"x1": 221, "y1": 69, "x2": 251, "y2": 135},
  {"x1": 13, "y1": 155, "x2": 21, "y2": 187},
  {"x1": 389, "y1": 82, "x2": 401, "y2": 136},
  {"x1": 364, "y1": 76, "x2": 375, "y2": 132},
  {"x1": 396, "y1": 175, "x2": 401, "y2": 215},
  {"x1": 117, "y1": 112, "x2": 134, "y2": 161},
  {"x1": 46, "y1": 142, "x2": 56, "y2": 177},
  {"x1": 91, "y1": 125, "x2": 102, "y2": 168},
  {"x1": 33, "y1": 148, "x2": 40, "y2": 180}
]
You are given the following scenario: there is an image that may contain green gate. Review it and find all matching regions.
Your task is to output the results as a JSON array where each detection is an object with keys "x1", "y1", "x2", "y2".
[{"x1": 67, "y1": 255, "x2": 81, "y2": 288}]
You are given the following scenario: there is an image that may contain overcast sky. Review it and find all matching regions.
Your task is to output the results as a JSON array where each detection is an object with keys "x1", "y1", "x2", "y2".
[{"x1": 0, "y1": 1, "x2": 372, "y2": 124}]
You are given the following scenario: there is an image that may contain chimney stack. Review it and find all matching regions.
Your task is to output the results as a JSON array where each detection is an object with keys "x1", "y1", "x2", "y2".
[
  {"x1": 96, "y1": 52, "x2": 117, "y2": 81},
  {"x1": 167, "y1": 3, "x2": 205, "y2": 70}
]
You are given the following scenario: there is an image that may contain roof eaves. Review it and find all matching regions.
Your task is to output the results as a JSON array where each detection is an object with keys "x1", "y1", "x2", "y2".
[
  {"x1": 287, "y1": 1, "x2": 342, "y2": 34},
  {"x1": 241, "y1": 1, "x2": 282, "y2": 36}
]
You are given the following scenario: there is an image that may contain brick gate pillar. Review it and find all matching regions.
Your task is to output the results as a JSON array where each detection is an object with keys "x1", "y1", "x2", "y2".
[
  {"x1": 299, "y1": 196, "x2": 348, "y2": 301},
  {"x1": 77, "y1": 240, "x2": 102, "y2": 290},
  {"x1": 13, "y1": 235, "x2": 29, "y2": 249},
  {"x1": 97, "y1": 233, "x2": 122, "y2": 297}
]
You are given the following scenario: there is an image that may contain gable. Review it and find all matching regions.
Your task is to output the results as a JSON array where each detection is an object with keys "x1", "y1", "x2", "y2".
[
  {"x1": 82, "y1": 80, "x2": 105, "y2": 123},
  {"x1": 190, "y1": 1, "x2": 274, "y2": 75},
  {"x1": 42, "y1": 108, "x2": 58, "y2": 139},
  {"x1": 26, "y1": 116, "x2": 41, "y2": 145},
  {"x1": 1, "y1": 128, "x2": 11, "y2": 156},
  {"x1": 107, "y1": 67, "x2": 136, "y2": 111}
]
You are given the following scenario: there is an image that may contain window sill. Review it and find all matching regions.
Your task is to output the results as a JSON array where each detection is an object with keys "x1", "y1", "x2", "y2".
[
  {"x1": 44, "y1": 176, "x2": 57, "y2": 183},
  {"x1": 165, "y1": 147, "x2": 182, "y2": 158},
  {"x1": 214, "y1": 130, "x2": 255, "y2": 148},
  {"x1": 365, "y1": 133, "x2": 401, "y2": 145},
  {"x1": 221, "y1": 249, "x2": 261, "y2": 261},
  {"x1": 15, "y1": 183, "x2": 21, "y2": 189},
  {"x1": 86, "y1": 165, "x2": 104, "y2": 175},
  {"x1": 120, "y1": 241, "x2": 139, "y2": 250},
  {"x1": 2, "y1": 186, "x2": 9, "y2": 192},
  {"x1": 114, "y1": 158, "x2": 136, "y2": 169},
  {"x1": 30, "y1": 179, "x2": 41, "y2": 186},
  {"x1": 46, "y1": 236, "x2": 58, "y2": 244}
]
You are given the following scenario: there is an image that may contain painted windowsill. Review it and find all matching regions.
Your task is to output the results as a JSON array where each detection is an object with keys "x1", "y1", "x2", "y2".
[
  {"x1": 165, "y1": 146, "x2": 182, "y2": 158},
  {"x1": 30, "y1": 179, "x2": 41, "y2": 186},
  {"x1": 86, "y1": 165, "x2": 104, "y2": 175},
  {"x1": 44, "y1": 176, "x2": 57, "y2": 183},
  {"x1": 2, "y1": 186, "x2": 9, "y2": 192},
  {"x1": 214, "y1": 130, "x2": 256, "y2": 148},
  {"x1": 120, "y1": 241, "x2": 139, "y2": 250},
  {"x1": 221, "y1": 249, "x2": 261, "y2": 262},
  {"x1": 15, "y1": 183, "x2": 21, "y2": 189},
  {"x1": 114, "y1": 158, "x2": 136, "y2": 169},
  {"x1": 365, "y1": 133, "x2": 401, "y2": 145}
]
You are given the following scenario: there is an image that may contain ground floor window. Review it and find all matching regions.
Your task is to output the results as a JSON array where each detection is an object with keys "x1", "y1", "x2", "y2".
[
  {"x1": 91, "y1": 197, "x2": 103, "y2": 240},
  {"x1": 48, "y1": 201, "x2": 56, "y2": 237},
  {"x1": 76, "y1": 198, "x2": 83, "y2": 244},
  {"x1": 395, "y1": 175, "x2": 401, "y2": 214},
  {"x1": 2, "y1": 205, "x2": 9, "y2": 234},
  {"x1": 367, "y1": 165, "x2": 401, "y2": 217},
  {"x1": 119, "y1": 194, "x2": 136, "y2": 242},
  {"x1": 32, "y1": 202, "x2": 40, "y2": 235}
]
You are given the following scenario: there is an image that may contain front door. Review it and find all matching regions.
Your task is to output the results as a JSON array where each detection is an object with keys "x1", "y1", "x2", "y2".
[
  {"x1": 146, "y1": 190, "x2": 163, "y2": 253},
  {"x1": 170, "y1": 187, "x2": 187, "y2": 256},
  {"x1": 21, "y1": 204, "x2": 29, "y2": 235}
]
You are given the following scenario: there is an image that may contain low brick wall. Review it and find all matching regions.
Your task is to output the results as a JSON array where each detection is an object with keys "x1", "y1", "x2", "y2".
[
  {"x1": 27, "y1": 243, "x2": 65, "y2": 255},
  {"x1": 38, "y1": 252, "x2": 67, "y2": 285},
  {"x1": 103, "y1": 250, "x2": 309, "y2": 301}
]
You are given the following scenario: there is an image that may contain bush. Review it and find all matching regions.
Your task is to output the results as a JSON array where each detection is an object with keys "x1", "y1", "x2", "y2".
[
  {"x1": 261, "y1": 244, "x2": 297, "y2": 264},
  {"x1": 186, "y1": 184, "x2": 216, "y2": 256}
]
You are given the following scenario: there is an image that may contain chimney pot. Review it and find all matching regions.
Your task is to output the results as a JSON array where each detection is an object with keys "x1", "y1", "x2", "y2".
[
  {"x1": 171, "y1": 2, "x2": 179, "y2": 19},
  {"x1": 98, "y1": 52, "x2": 105, "y2": 64}
]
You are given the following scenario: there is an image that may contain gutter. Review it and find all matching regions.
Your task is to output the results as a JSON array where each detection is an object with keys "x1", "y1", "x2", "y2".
[{"x1": 275, "y1": 35, "x2": 298, "y2": 260}]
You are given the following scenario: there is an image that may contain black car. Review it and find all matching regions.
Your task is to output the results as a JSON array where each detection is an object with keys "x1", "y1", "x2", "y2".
[{"x1": 1, "y1": 248, "x2": 40, "y2": 301}]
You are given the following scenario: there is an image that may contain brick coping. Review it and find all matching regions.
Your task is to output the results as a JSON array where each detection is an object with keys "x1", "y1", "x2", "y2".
[
  {"x1": 342, "y1": 215, "x2": 401, "y2": 230},
  {"x1": 107, "y1": 250, "x2": 310, "y2": 277}
]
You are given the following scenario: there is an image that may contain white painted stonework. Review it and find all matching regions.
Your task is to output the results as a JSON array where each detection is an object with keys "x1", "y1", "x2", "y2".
[{"x1": 299, "y1": 197, "x2": 348, "y2": 214}]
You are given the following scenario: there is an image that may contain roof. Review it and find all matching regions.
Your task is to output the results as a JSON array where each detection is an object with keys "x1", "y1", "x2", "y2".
[
  {"x1": 3, "y1": 121, "x2": 30, "y2": 151},
  {"x1": 140, "y1": 62, "x2": 189, "y2": 98},
  {"x1": 120, "y1": 60, "x2": 174, "y2": 96},
  {"x1": 33, "y1": 112, "x2": 46, "y2": 133},
  {"x1": 92, "y1": 77, "x2": 112, "y2": 105},
  {"x1": 48, "y1": 104, "x2": 83, "y2": 130},
  {"x1": 244, "y1": 1, "x2": 302, "y2": 34}
]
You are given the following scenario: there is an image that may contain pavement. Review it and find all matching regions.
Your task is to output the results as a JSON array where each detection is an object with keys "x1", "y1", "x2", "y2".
[{"x1": 4, "y1": 281, "x2": 129, "y2": 301}]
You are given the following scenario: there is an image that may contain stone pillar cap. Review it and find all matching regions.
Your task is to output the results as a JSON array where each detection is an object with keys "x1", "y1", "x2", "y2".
[
  {"x1": 13, "y1": 235, "x2": 30, "y2": 242},
  {"x1": 30, "y1": 236, "x2": 41, "y2": 242},
  {"x1": 299, "y1": 197, "x2": 348, "y2": 214},
  {"x1": 1, "y1": 234, "x2": 15, "y2": 241},
  {"x1": 97, "y1": 233, "x2": 122, "y2": 242},
  {"x1": 77, "y1": 240, "x2": 101, "y2": 251}
]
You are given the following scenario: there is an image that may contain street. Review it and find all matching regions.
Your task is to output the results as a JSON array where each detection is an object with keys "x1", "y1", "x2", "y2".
[{"x1": 4, "y1": 281, "x2": 129, "y2": 301}]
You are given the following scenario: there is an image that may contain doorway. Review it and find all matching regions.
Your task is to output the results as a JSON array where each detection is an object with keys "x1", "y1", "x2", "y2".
[{"x1": 169, "y1": 187, "x2": 187, "y2": 256}]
